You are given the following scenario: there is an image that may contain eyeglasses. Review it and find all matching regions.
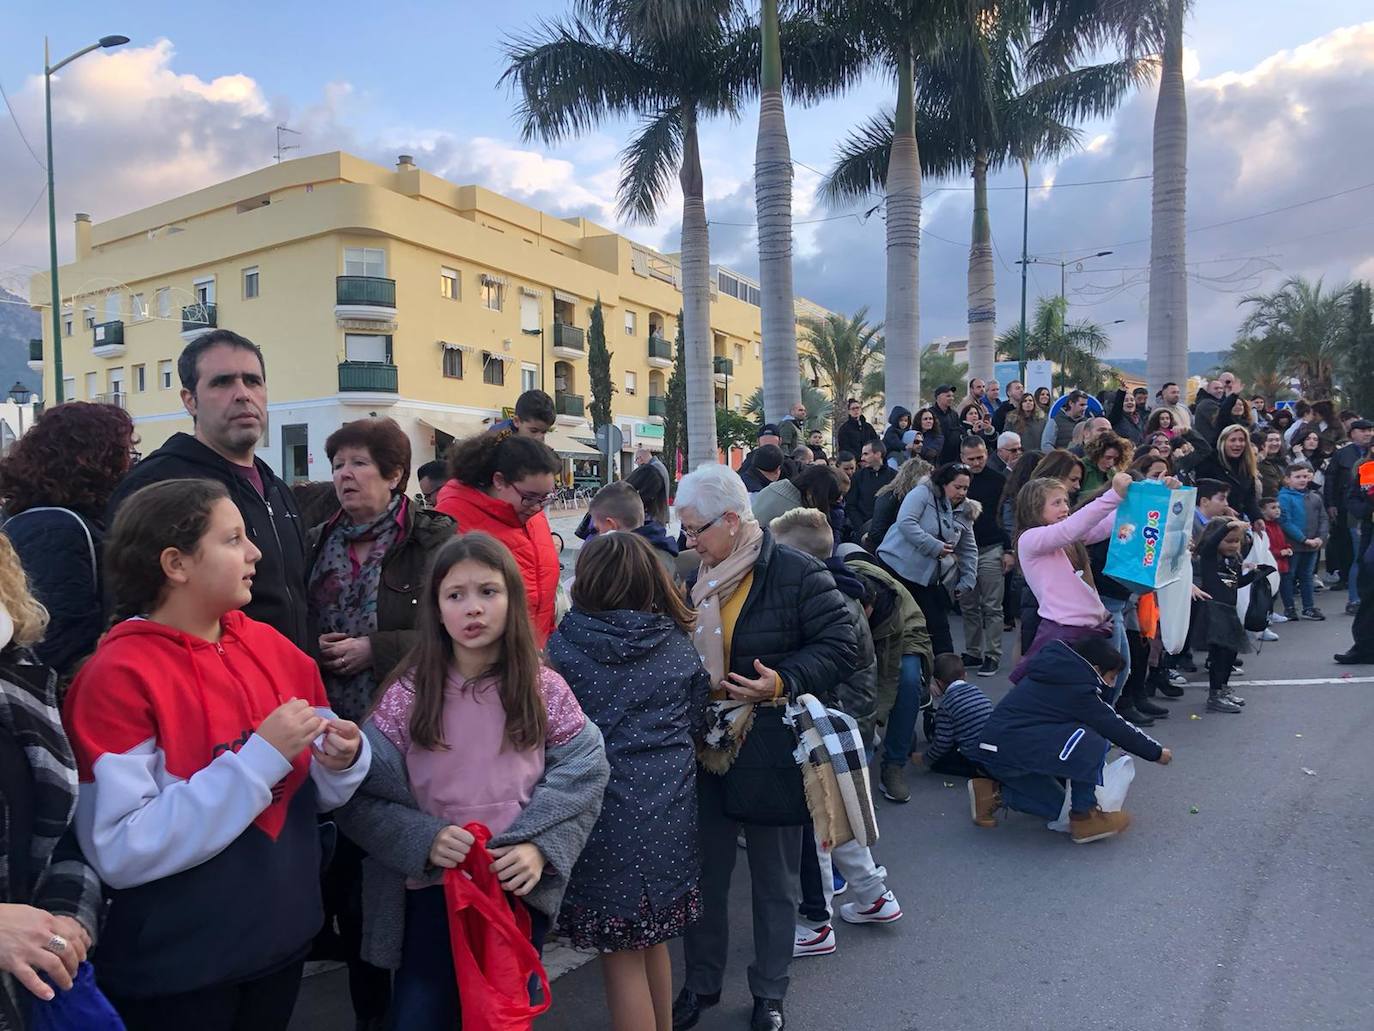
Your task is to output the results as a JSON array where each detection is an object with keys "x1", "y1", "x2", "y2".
[
  {"x1": 1004, "y1": 446, "x2": 1024, "y2": 454},
  {"x1": 682, "y1": 515, "x2": 722, "y2": 540},
  {"x1": 512, "y1": 485, "x2": 558, "y2": 508}
]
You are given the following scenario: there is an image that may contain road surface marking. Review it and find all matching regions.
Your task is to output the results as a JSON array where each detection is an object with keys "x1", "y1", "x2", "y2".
[{"x1": 1182, "y1": 676, "x2": 1374, "y2": 687}]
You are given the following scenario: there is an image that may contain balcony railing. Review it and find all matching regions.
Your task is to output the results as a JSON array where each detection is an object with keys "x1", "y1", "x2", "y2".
[
  {"x1": 93, "y1": 321, "x2": 124, "y2": 347},
  {"x1": 555, "y1": 391, "x2": 585, "y2": 417},
  {"x1": 336, "y1": 276, "x2": 397, "y2": 307},
  {"x1": 647, "y1": 334, "x2": 672, "y2": 362},
  {"x1": 29, "y1": 338, "x2": 42, "y2": 362},
  {"x1": 92, "y1": 391, "x2": 127, "y2": 409},
  {"x1": 648, "y1": 395, "x2": 667, "y2": 417},
  {"x1": 338, "y1": 361, "x2": 398, "y2": 392},
  {"x1": 182, "y1": 302, "x2": 217, "y2": 334},
  {"x1": 553, "y1": 322, "x2": 585, "y2": 352},
  {"x1": 712, "y1": 356, "x2": 734, "y2": 376}
]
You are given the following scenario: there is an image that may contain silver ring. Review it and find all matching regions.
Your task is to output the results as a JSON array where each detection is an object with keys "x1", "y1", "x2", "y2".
[{"x1": 44, "y1": 935, "x2": 67, "y2": 955}]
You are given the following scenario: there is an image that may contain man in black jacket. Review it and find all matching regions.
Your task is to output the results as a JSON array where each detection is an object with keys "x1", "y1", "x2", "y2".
[
  {"x1": 957, "y1": 437, "x2": 1011, "y2": 675},
  {"x1": 991, "y1": 380, "x2": 1024, "y2": 433},
  {"x1": 1325, "y1": 419, "x2": 1372, "y2": 611},
  {"x1": 845, "y1": 441, "x2": 894, "y2": 540},
  {"x1": 106, "y1": 330, "x2": 310, "y2": 650},
  {"x1": 933, "y1": 384, "x2": 963, "y2": 463},
  {"x1": 836, "y1": 398, "x2": 879, "y2": 458}
]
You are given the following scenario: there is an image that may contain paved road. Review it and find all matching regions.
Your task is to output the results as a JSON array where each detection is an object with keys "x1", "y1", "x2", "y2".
[{"x1": 292, "y1": 605, "x2": 1374, "y2": 1031}]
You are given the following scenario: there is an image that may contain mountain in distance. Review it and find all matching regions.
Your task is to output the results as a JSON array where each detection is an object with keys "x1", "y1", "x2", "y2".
[
  {"x1": 0, "y1": 288, "x2": 42, "y2": 398},
  {"x1": 1104, "y1": 351, "x2": 1231, "y2": 379}
]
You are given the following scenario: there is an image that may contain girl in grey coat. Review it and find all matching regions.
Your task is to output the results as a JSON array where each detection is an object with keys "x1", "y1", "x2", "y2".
[{"x1": 877, "y1": 463, "x2": 979, "y2": 655}]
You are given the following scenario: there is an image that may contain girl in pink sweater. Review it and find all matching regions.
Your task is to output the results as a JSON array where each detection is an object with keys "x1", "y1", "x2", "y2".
[{"x1": 1008, "y1": 473, "x2": 1132, "y2": 681}]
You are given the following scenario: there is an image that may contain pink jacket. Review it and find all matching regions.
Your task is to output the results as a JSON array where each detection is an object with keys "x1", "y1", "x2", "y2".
[{"x1": 1017, "y1": 491, "x2": 1122, "y2": 627}]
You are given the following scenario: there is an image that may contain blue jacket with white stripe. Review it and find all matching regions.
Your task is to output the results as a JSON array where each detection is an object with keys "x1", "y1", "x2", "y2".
[{"x1": 976, "y1": 640, "x2": 1162, "y2": 783}]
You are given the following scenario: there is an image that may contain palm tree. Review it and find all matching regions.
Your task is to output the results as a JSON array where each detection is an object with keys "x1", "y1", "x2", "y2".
[
  {"x1": 743, "y1": 378, "x2": 833, "y2": 432},
  {"x1": 861, "y1": 343, "x2": 968, "y2": 419},
  {"x1": 1030, "y1": 0, "x2": 1194, "y2": 395},
  {"x1": 1220, "y1": 334, "x2": 1291, "y2": 402},
  {"x1": 1341, "y1": 282, "x2": 1374, "y2": 414},
  {"x1": 503, "y1": 2, "x2": 750, "y2": 469},
  {"x1": 823, "y1": 1, "x2": 1146, "y2": 387},
  {"x1": 1238, "y1": 276, "x2": 1355, "y2": 399},
  {"x1": 996, "y1": 295, "x2": 1112, "y2": 394},
  {"x1": 800, "y1": 307, "x2": 885, "y2": 446}
]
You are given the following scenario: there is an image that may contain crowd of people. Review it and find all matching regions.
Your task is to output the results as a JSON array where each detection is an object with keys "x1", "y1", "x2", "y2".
[{"x1": 0, "y1": 327, "x2": 1369, "y2": 1031}]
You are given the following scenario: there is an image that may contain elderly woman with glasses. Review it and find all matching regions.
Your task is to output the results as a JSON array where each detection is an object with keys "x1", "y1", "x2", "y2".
[
  {"x1": 672, "y1": 464, "x2": 858, "y2": 1031},
  {"x1": 434, "y1": 429, "x2": 563, "y2": 644}
]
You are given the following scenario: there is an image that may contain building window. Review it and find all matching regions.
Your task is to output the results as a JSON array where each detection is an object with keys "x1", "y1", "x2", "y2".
[
  {"x1": 193, "y1": 278, "x2": 215, "y2": 305},
  {"x1": 344, "y1": 333, "x2": 391, "y2": 364},
  {"x1": 442, "y1": 348, "x2": 464, "y2": 379},
  {"x1": 156, "y1": 288, "x2": 171, "y2": 318},
  {"x1": 62, "y1": 377, "x2": 75, "y2": 400},
  {"x1": 282, "y1": 424, "x2": 309, "y2": 483},
  {"x1": 158, "y1": 360, "x2": 174, "y2": 389},
  {"x1": 132, "y1": 364, "x2": 146, "y2": 392},
  {"x1": 84, "y1": 372, "x2": 97, "y2": 399},
  {"x1": 625, "y1": 371, "x2": 637, "y2": 396},
  {"x1": 83, "y1": 307, "x2": 95, "y2": 330},
  {"x1": 131, "y1": 293, "x2": 147, "y2": 321},
  {"x1": 733, "y1": 393, "x2": 742, "y2": 411},
  {"x1": 441, "y1": 267, "x2": 460, "y2": 300},
  {"x1": 344, "y1": 247, "x2": 386, "y2": 278},
  {"x1": 104, "y1": 293, "x2": 120, "y2": 322},
  {"x1": 624, "y1": 310, "x2": 637, "y2": 336},
  {"x1": 481, "y1": 279, "x2": 504, "y2": 311},
  {"x1": 754, "y1": 340, "x2": 761, "y2": 360},
  {"x1": 734, "y1": 343, "x2": 744, "y2": 366},
  {"x1": 108, "y1": 367, "x2": 124, "y2": 397},
  {"x1": 63, "y1": 309, "x2": 73, "y2": 336},
  {"x1": 482, "y1": 352, "x2": 505, "y2": 386},
  {"x1": 243, "y1": 266, "x2": 260, "y2": 299},
  {"x1": 521, "y1": 364, "x2": 538, "y2": 393},
  {"x1": 519, "y1": 293, "x2": 540, "y2": 332}
]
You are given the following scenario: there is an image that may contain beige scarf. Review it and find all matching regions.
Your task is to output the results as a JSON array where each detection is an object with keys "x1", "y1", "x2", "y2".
[{"x1": 691, "y1": 520, "x2": 765, "y2": 774}]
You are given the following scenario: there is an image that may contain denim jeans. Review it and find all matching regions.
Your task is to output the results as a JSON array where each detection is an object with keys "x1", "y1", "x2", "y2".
[
  {"x1": 1101, "y1": 596, "x2": 1131, "y2": 704},
  {"x1": 993, "y1": 767, "x2": 1098, "y2": 820},
  {"x1": 882, "y1": 654, "x2": 925, "y2": 766},
  {"x1": 1282, "y1": 551, "x2": 1319, "y2": 612}
]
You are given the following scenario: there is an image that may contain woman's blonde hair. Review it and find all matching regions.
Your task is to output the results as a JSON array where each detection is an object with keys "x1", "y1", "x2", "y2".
[
  {"x1": 877, "y1": 456, "x2": 931, "y2": 500},
  {"x1": 1216, "y1": 424, "x2": 1259, "y2": 482},
  {"x1": 0, "y1": 534, "x2": 49, "y2": 648}
]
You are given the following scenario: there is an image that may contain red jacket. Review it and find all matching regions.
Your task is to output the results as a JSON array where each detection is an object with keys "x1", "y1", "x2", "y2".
[
  {"x1": 434, "y1": 480, "x2": 559, "y2": 644},
  {"x1": 1261, "y1": 519, "x2": 1291, "y2": 574}
]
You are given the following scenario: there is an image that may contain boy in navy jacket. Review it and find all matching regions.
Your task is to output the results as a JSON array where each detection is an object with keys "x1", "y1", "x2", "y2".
[{"x1": 970, "y1": 638, "x2": 1173, "y2": 844}]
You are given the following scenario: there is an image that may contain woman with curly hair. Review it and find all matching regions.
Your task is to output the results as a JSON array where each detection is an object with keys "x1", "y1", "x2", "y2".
[
  {"x1": 0, "y1": 402, "x2": 135, "y2": 677},
  {"x1": 1080, "y1": 430, "x2": 1134, "y2": 495}
]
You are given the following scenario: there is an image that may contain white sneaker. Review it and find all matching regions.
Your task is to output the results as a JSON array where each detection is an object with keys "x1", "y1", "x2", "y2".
[
  {"x1": 839, "y1": 891, "x2": 903, "y2": 925},
  {"x1": 1256, "y1": 628, "x2": 1279, "y2": 642},
  {"x1": 1269, "y1": 611, "x2": 1289, "y2": 624},
  {"x1": 793, "y1": 924, "x2": 836, "y2": 957}
]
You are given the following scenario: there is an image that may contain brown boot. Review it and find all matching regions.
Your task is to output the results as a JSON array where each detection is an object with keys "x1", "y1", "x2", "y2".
[
  {"x1": 967, "y1": 778, "x2": 1001, "y2": 828},
  {"x1": 1069, "y1": 806, "x2": 1132, "y2": 844}
]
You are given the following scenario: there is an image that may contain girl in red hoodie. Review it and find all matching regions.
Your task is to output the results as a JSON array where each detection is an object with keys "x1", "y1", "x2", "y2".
[{"x1": 63, "y1": 479, "x2": 370, "y2": 1030}]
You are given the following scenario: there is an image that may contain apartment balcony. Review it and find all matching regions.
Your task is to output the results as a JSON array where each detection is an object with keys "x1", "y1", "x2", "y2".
[
  {"x1": 27, "y1": 338, "x2": 42, "y2": 373},
  {"x1": 555, "y1": 391, "x2": 584, "y2": 419},
  {"x1": 647, "y1": 394, "x2": 667, "y2": 423},
  {"x1": 712, "y1": 355, "x2": 733, "y2": 385},
  {"x1": 551, "y1": 322, "x2": 585, "y2": 360},
  {"x1": 335, "y1": 276, "x2": 398, "y2": 328},
  {"x1": 92, "y1": 391, "x2": 127, "y2": 409},
  {"x1": 338, "y1": 361, "x2": 398, "y2": 405},
  {"x1": 647, "y1": 333, "x2": 672, "y2": 368},
  {"x1": 92, "y1": 320, "x2": 125, "y2": 359},
  {"x1": 181, "y1": 302, "x2": 217, "y2": 341}
]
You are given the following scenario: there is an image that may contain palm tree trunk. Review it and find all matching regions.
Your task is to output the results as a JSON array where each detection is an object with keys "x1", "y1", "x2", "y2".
[
  {"x1": 1145, "y1": 0, "x2": 1188, "y2": 395},
  {"x1": 966, "y1": 150, "x2": 996, "y2": 387},
  {"x1": 756, "y1": 0, "x2": 801, "y2": 427},
  {"x1": 680, "y1": 105, "x2": 719, "y2": 469},
  {"x1": 885, "y1": 48, "x2": 922, "y2": 410}
]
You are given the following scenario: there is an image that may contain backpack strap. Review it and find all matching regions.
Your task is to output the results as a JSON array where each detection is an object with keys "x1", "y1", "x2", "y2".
[{"x1": 4, "y1": 507, "x2": 98, "y2": 583}]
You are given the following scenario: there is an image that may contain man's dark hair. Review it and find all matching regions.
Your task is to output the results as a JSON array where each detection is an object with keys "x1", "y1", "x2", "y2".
[
  {"x1": 835, "y1": 450, "x2": 856, "y2": 464},
  {"x1": 1071, "y1": 637, "x2": 1126, "y2": 676},
  {"x1": 1067, "y1": 389, "x2": 1089, "y2": 404},
  {"x1": 514, "y1": 389, "x2": 556, "y2": 425},
  {"x1": 960, "y1": 435, "x2": 987, "y2": 452},
  {"x1": 177, "y1": 329, "x2": 266, "y2": 394},
  {"x1": 1259, "y1": 495, "x2": 1279, "y2": 507},
  {"x1": 846, "y1": 397, "x2": 860, "y2": 406},
  {"x1": 1160, "y1": 381, "x2": 1178, "y2": 392},
  {"x1": 417, "y1": 460, "x2": 447, "y2": 483},
  {"x1": 1196, "y1": 478, "x2": 1230, "y2": 502},
  {"x1": 1133, "y1": 387, "x2": 1149, "y2": 396},
  {"x1": 932, "y1": 652, "x2": 965, "y2": 685},
  {"x1": 752, "y1": 443, "x2": 784, "y2": 473}
]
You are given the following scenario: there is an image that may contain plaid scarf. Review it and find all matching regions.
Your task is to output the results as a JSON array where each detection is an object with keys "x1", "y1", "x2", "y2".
[{"x1": 792, "y1": 693, "x2": 878, "y2": 850}]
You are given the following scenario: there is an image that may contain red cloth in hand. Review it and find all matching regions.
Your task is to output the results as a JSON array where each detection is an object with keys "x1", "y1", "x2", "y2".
[{"x1": 443, "y1": 822, "x2": 552, "y2": 1031}]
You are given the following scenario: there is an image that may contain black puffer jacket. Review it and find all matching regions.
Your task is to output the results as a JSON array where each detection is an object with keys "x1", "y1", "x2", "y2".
[
  {"x1": 3, "y1": 507, "x2": 104, "y2": 678},
  {"x1": 1191, "y1": 451, "x2": 1262, "y2": 523},
  {"x1": 823, "y1": 557, "x2": 877, "y2": 743},
  {"x1": 881, "y1": 407, "x2": 912, "y2": 464},
  {"x1": 837, "y1": 415, "x2": 879, "y2": 459}
]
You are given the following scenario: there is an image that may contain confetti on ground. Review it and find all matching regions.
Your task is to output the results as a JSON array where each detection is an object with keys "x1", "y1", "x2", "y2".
[
  {"x1": 1301, "y1": 768, "x2": 1317, "y2": 776},
  {"x1": 1189, "y1": 806, "x2": 1200, "y2": 814},
  {"x1": 1295, "y1": 733, "x2": 1303, "y2": 738},
  {"x1": 942, "y1": 782, "x2": 955, "y2": 788},
  {"x1": 1190, "y1": 714, "x2": 1202, "y2": 720}
]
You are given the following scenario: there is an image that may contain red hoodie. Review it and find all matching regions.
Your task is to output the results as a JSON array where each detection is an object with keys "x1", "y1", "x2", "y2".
[
  {"x1": 1261, "y1": 519, "x2": 1291, "y2": 574},
  {"x1": 63, "y1": 611, "x2": 369, "y2": 997}
]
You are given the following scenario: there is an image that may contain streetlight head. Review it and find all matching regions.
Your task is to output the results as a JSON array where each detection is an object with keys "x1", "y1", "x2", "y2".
[
  {"x1": 8, "y1": 381, "x2": 34, "y2": 405},
  {"x1": 99, "y1": 35, "x2": 130, "y2": 48},
  {"x1": 1096, "y1": 250, "x2": 1113, "y2": 258}
]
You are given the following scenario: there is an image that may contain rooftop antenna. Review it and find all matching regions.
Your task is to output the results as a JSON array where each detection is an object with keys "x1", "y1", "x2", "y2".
[{"x1": 275, "y1": 124, "x2": 301, "y2": 163}]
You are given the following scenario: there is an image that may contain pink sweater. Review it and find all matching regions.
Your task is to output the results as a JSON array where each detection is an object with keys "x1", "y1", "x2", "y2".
[
  {"x1": 371, "y1": 666, "x2": 586, "y2": 842},
  {"x1": 1017, "y1": 490, "x2": 1122, "y2": 627}
]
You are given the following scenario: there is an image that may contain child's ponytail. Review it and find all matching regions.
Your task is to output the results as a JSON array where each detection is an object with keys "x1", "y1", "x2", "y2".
[{"x1": 446, "y1": 432, "x2": 560, "y2": 490}]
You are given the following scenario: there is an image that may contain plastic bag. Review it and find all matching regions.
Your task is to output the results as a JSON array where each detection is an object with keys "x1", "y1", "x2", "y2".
[
  {"x1": 443, "y1": 823, "x2": 551, "y2": 1031},
  {"x1": 29, "y1": 962, "x2": 125, "y2": 1030},
  {"x1": 1048, "y1": 755, "x2": 1136, "y2": 832}
]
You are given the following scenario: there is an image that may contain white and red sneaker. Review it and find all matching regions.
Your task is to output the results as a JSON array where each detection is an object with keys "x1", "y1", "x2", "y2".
[
  {"x1": 792, "y1": 924, "x2": 836, "y2": 957},
  {"x1": 839, "y1": 891, "x2": 903, "y2": 925}
]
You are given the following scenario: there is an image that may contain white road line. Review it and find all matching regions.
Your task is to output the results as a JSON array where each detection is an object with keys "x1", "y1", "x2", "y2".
[{"x1": 1182, "y1": 676, "x2": 1374, "y2": 687}]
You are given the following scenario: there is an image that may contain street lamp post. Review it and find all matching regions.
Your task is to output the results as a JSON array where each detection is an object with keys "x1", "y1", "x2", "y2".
[
  {"x1": 1016, "y1": 250, "x2": 1113, "y2": 394},
  {"x1": 45, "y1": 33, "x2": 130, "y2": 404},
  {"x1": 7, "y1": 382, "x2": 34, "y2": 451}
]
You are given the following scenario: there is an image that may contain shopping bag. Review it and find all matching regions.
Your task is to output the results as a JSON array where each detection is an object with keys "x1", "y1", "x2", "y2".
[
  {"x1": 1156, "y1": 574, "x2": 1192, "y2": 654},
  {"x1": 443, "y1": 823, "x2": 552, "y2": 1031},
  {"x1": 1048, "y1": 755, "x2": 1136, "y2": 832},
  {"x1": 1104, "y1": 481, "x2": 1197, "y2": 592},
  {"x1": 29, "y1": 962, "x2": 125, "y2": 1031}
]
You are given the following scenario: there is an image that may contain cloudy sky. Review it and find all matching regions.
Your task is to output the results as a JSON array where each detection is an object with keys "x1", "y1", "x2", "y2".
[{"x1": 2, "y1": 1, "x2": 1372, "y2": 358}]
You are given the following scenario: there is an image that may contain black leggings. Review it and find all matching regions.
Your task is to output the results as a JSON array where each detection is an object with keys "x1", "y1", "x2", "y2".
[
  {"x1": 1208, "y1": 646, "x2": 1238, "y2": 693},
  {"x1": 107, "y1": 960, "x2": 304, "y2": 1031},
  {"x1": 908, "y1": 580, "x2": 954, "y2": 656}
]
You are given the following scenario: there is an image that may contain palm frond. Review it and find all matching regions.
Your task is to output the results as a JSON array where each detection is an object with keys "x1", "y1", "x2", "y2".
[
  {"x1": 616, "y1": 107, "x2": 683, "y2": 223},
  {"x1": 821, "y1": 111, "x2": 894, "y2": 202}
]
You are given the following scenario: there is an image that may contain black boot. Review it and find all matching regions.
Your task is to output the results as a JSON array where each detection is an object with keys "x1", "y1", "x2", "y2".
[
  {"x1": 751, "y1": 997, "x2": 785, "y2": 1031},
  {"x1": 1115, "y1": 698, "x2": 1155, "y2": 726},
  {"x1": 673, "y1": 988, "x2": 720, "y2": 1030},
  {"x1": 1151, "y1": 666, "x2": 1185, "y2": 698}
]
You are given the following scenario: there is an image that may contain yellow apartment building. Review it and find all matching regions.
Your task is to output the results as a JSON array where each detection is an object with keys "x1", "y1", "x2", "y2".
[{"x1": 29, "y1": 151, "x2": 831, "y2": 488}]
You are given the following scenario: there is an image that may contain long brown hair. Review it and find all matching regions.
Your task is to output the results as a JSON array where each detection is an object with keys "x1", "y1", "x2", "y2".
[
  {"x1": 571, "y1": 532, "x2": 694, "y2": 633},
  {"x1": 1016, "y1": 476, "x2": 1095, "y2": 582},
  {"x1": 393, "y1": 533, "x2": 546, "y2": 752}
]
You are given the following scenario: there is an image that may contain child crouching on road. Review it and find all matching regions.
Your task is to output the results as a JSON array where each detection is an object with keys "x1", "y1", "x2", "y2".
[
  {"x1": 64, "y1": 480, "x2": 370, "y2": 1029},
  {"x1": 913, "y1": 653, "x2": 994, "y2": 780},
  {"x1": 971, "y1": 638, "x2": 1173, "y2": 845}
]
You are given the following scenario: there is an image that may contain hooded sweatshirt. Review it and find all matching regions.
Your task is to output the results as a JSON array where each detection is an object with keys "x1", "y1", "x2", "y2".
[
  {"x1": 882, "y1": 407, "x2": 912, "y2": 464},
  {"x1": 63, "y1": 612, "x2": 370, "y2": 997}
]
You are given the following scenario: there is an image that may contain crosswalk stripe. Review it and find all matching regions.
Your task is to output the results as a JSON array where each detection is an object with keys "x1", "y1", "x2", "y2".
[{"x1": 1182, "y1": 676, "x2": 1374, "y2": 687}]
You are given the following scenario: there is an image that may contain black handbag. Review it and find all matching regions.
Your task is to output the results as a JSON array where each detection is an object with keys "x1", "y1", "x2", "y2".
[{"x1": 720, "y1": 705, "x2": 809, "y2": 826}]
